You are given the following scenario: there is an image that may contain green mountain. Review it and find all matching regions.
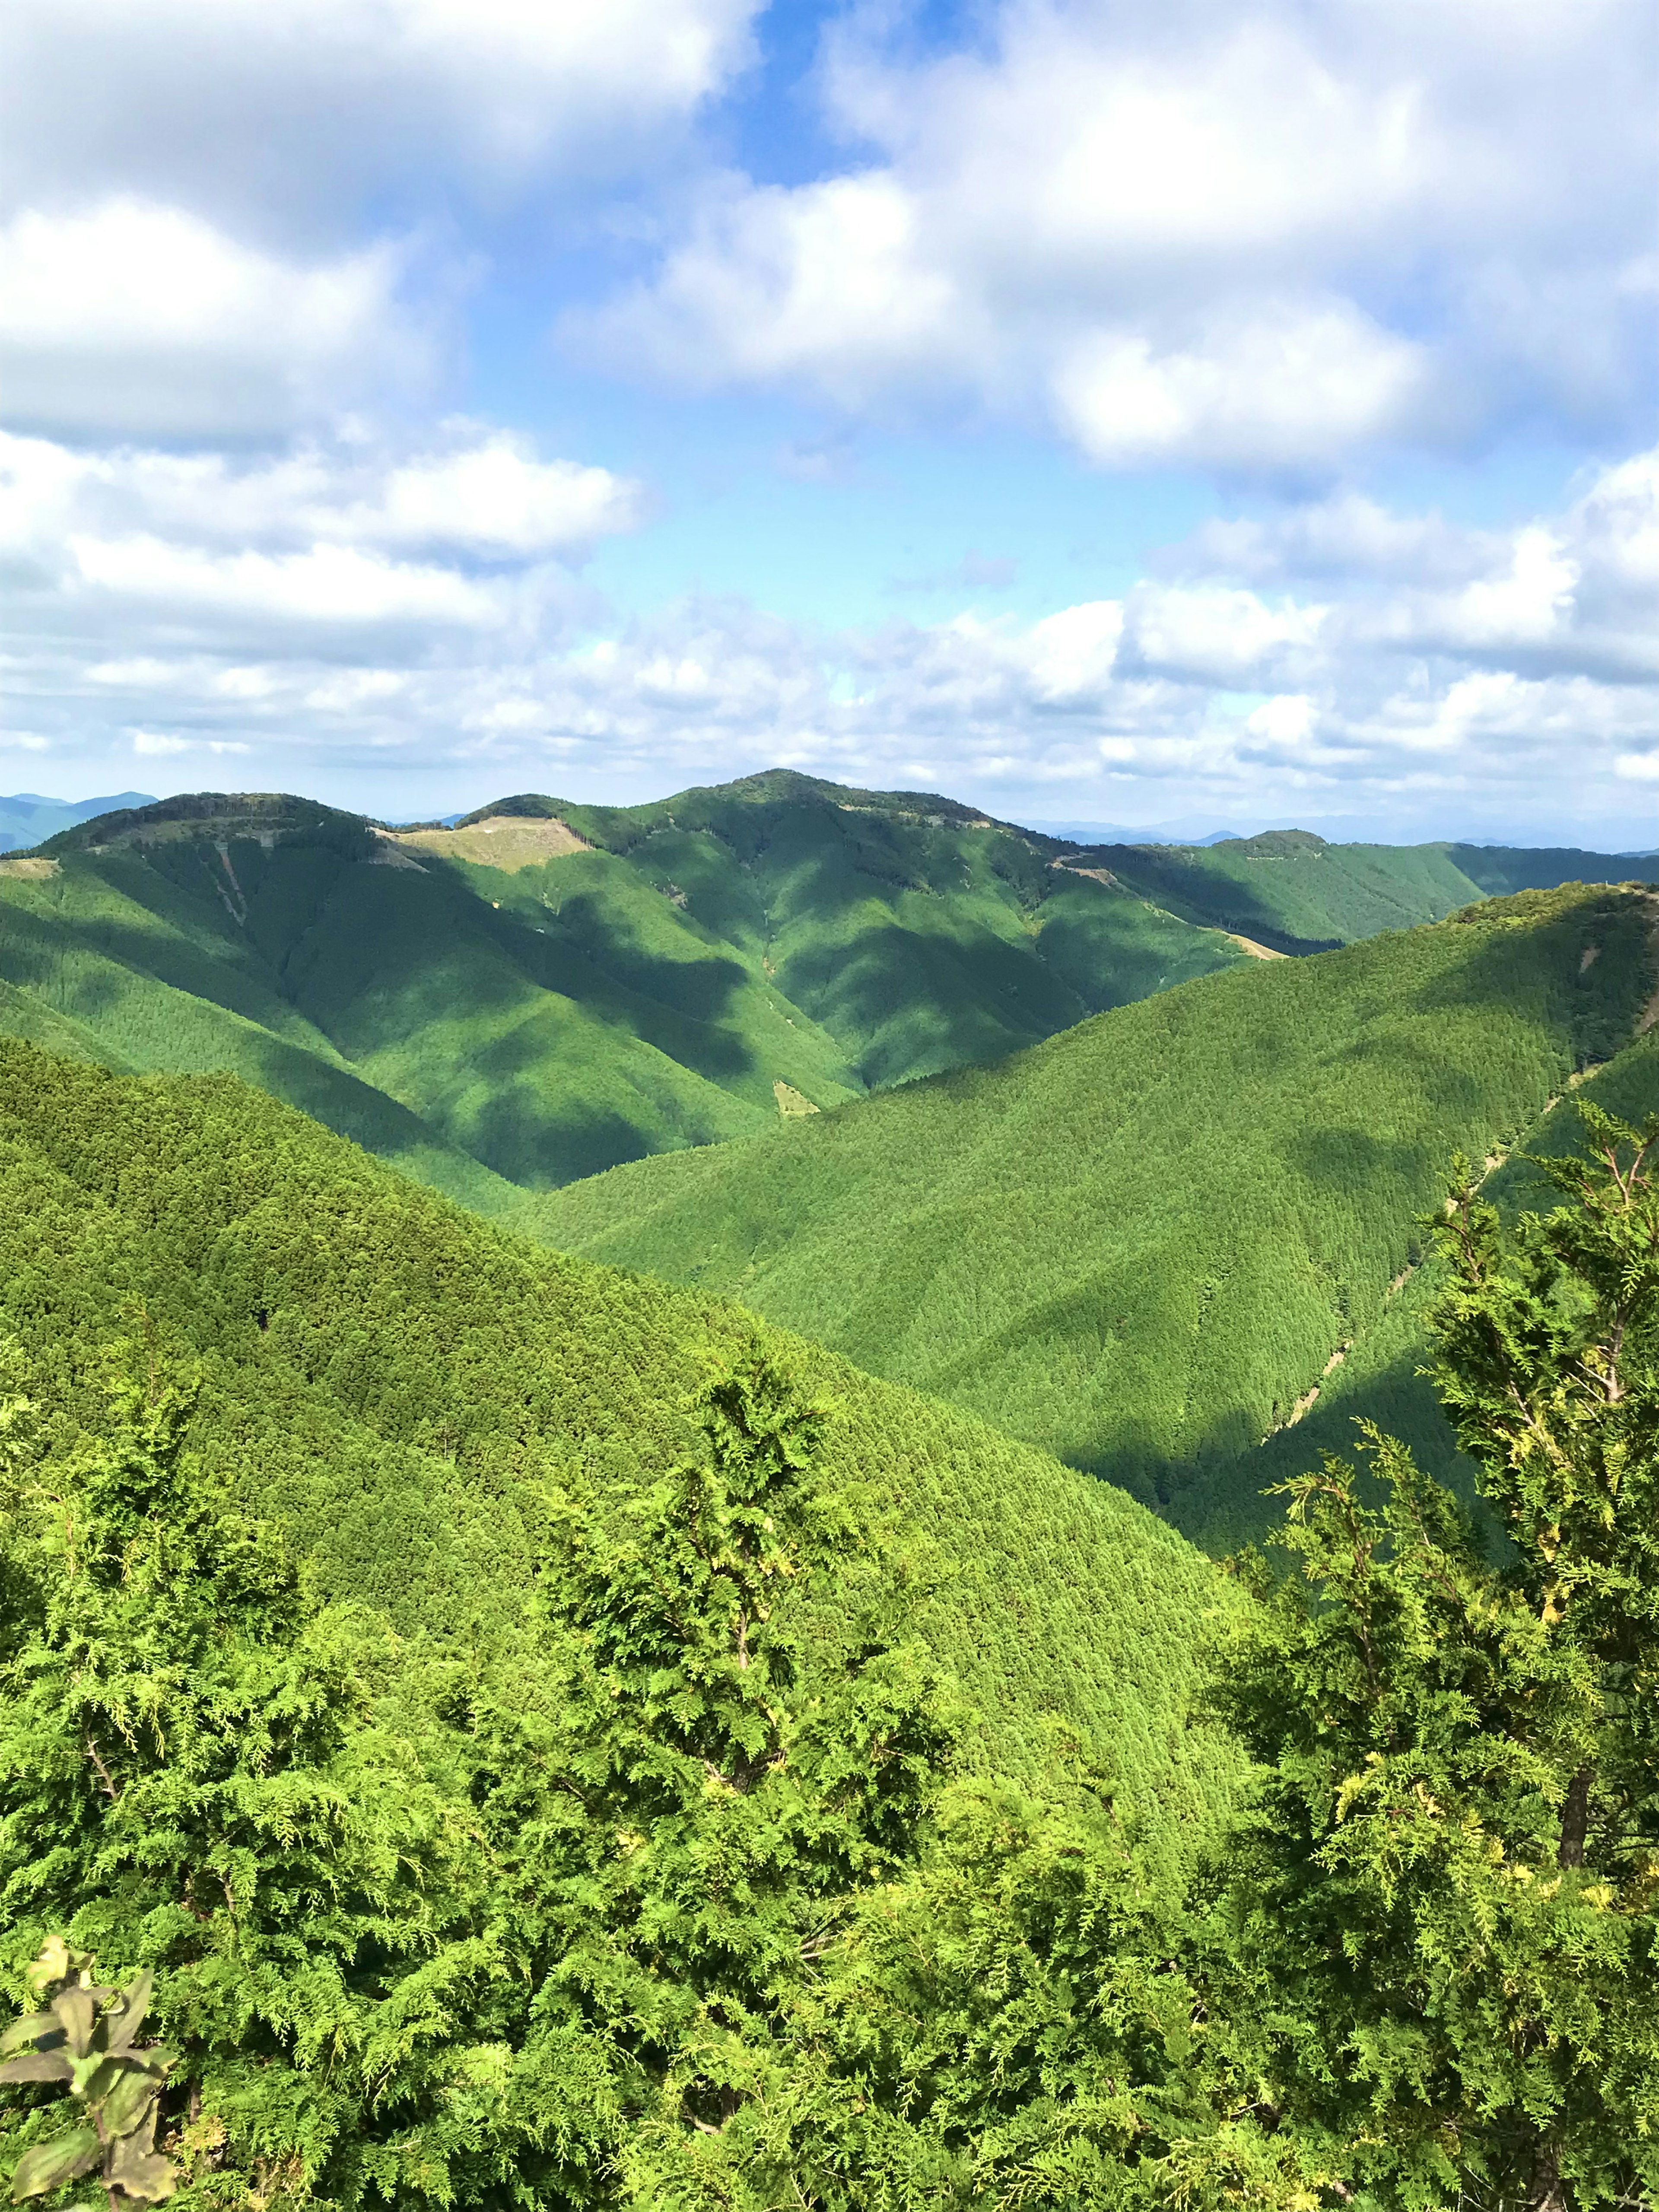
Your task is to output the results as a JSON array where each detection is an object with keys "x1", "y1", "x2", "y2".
[
  {"x1": 1, "y1": 778, "x2": 1647, "y2": 1214},
  {"x1": 522, "y1": 882, "x2": 1659, "y2": 1552},
  {"x1": 0, "y1": 779, "x2": 1258, "y2": 1201},
  {"x1": 0, "y1": 1036, "x2": 1240, "y2": 1870},
  {"x1": 1062, "y1": 826, "x2": 1656, "y2": 953}
]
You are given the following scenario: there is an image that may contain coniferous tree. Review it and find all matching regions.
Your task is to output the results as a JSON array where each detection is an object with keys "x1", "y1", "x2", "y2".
[
  {"x1": 460, "y1": 1343, "x2": 958, "y2": 2207},
  {"x1": 0, "y1": 1343, "x2": 508, "y2": 2211},
  {"x1": 1211, "y1": 1106, "x2": 1659, "y2": 2209}
]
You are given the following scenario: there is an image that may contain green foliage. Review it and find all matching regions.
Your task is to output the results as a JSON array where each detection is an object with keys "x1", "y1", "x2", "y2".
[
  {"x1": 0, "y1": 1346, "x2": 509, "y2": 2212},
  {"x1": 1206, "y1": 1107, "x2": 1659, "y2": 2206},
  {"x1": 0, "y1": 1036, "x2": 1238, "y2": 1871},
  {"x1": 1, "y1": 1938, "x2": 176, "y2": 2212},
  {"x1": 528, "y1": 884, "x2": 1656, "y2": 1550},
  {"x1": 450, "y1": 1345, "x2": 962, "y2": 2207},
  {"x1": 1, "y1": 1308, "x2": 1200, "y2": 2211}
]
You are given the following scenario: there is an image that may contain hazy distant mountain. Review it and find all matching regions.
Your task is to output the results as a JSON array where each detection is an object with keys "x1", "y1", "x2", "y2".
[{"x1": 0, "y1": 791, "x2": 154, "y2": 852}]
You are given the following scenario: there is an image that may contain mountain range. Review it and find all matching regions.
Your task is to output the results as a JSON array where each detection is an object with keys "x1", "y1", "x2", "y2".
[{"x1": 2, "y1": 772, "x2": 1653, "y2": 1553}]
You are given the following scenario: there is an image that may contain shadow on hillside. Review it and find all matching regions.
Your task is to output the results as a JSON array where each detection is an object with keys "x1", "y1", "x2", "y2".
[
  {"x1": 779, "y1": 918, "x2": 1069, "y2": 1083},
  {"x1": 1080, "y1": 846, "x2": 1342, "y2": 954},
  {"x1": 512, "y1": 891, "x2": 763, "y2": 1084},
  {"x1": 1077, "y1": 1332, "x2": 1477, "y2": 1561}
]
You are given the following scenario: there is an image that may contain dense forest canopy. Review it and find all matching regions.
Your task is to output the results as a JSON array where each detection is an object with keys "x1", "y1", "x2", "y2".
[
  {"x1": 0, "y1": 779, "x2": 1646, "y2": 1208},
  {"x1": 2, "y1": 775, "x2": 1657, "y2": 2206},
  {"x1": 0, "y1": 1049, "x2": 1657, "y2": 2207},
  {"x1": 528, "y1": 881, "x2": 1659, "y2": 1549}
]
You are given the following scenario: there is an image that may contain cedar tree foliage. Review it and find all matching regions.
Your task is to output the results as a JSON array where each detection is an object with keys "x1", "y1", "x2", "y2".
[{"x1": 1213, "y1": 1106, "x2": 1659, "y2": 2210}]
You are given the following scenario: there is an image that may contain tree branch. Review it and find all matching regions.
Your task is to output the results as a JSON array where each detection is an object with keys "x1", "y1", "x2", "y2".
[{"x1": 83, "y1": 1732, "x2": 120, "y2": 1802}]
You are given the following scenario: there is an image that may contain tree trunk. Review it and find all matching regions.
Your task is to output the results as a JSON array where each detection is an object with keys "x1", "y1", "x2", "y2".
[
  {"x1": 1557, "y1": 1766, "x2": 1591, "y2": 1869},
  {"x1": 1528, "y1": 2140, "x2": 1567, "y2": 2212}
]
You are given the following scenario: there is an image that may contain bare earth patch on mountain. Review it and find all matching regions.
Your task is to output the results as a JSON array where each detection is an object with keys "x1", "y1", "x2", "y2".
[{"x1": 392, "y1": 815, "x2": 591, "y2": 870}]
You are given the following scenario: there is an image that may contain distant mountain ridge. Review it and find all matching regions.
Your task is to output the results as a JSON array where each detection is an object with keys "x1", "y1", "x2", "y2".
[
  {"x1": 0, "y1": 789, "x2": 153, "y2": 853},
  {"x1": 0, "y1": 772, "x2": 1649, "y2": 1208}
]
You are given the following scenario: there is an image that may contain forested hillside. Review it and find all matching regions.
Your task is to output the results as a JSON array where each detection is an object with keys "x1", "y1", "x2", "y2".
[
  {"x1": 0, "y1": 784, "x2": 1251, "y2": 1197},
  {"x1": 0, "y1": 1037, "x2": 1237, "y2": 1863},
  {"x1": 0, "y1": 780, "x2": 1643, "y2": 1204},
  {"x1": 527, "y1": 883, "x2": 1659, "y2": 1550},
  {"x1": 1064, "y1": 826, "x2": 1654, "y2": 952}
]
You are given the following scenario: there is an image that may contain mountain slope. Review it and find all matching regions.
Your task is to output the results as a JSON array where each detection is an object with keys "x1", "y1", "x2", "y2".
[
  {"x1": 1068, "y1": 828, "x2": 1654, "y2": 953},
  {"x1": 0, "y1": 781, "x2": 1255, "y2": 1195},
  {"x1": 6, "y1": 780, "x2": 1648, "y2": 1206},
  {"x1": 10, "y1": 793, "x2": 858, "y2": 1190},
  {"x1": 523, "y1": 884, "x2": 1659, "y2": 1550},
  {"x1": 421, "y1": 771, "x2": 1257, "y2": 1085},
  {"x1": 0, "y1": 1038, "x2": 1242, "y2": 1872}
]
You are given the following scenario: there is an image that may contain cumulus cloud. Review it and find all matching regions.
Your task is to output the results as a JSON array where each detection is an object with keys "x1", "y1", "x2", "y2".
[
  {"x1": 0, "y1": 426, "x2": 635, "y2": 673},
  {"x1": 10, "y1": 438, "x2": 1658, "y2": 842},
  {"x1": 0, "y1": 201, "x2": 419, "y2": 439},
  {"x1": 0, "y1": 0, "x2": 760, "y2": 240},
  {"x1": 580, "y1": 0, "x2": 1656, "y2": 468},
  {"x1": 1051, "y1": 302, "x2": 1426, "y2": 469},
  {"x1": 0, "y1": 0, "x2": 761, "y2": 443}
]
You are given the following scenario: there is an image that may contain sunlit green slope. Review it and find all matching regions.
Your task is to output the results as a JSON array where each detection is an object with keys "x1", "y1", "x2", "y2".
[
  {"x1": 442, "y1": 770, "x2": 1255, "y2": 1084},
  {"x1": 6, "y1": 782, "x2": 1646, "y2": 1206},
  {"x1": 0, "y1": 1038, "x2": 1241, "y2": 1868},
  {"x1": 0, "y1": 781, "x2": 1256, "y2": 1194},
  {"x1": 524, "y1": 884, "x2": 1659, "y2": 1551},
  {"x1": 1077, "y1": 828, "x2": 1653, "y2": 952}
]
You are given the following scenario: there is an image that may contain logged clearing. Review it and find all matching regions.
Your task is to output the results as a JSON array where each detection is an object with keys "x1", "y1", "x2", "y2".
[
  {"x1": 1228, "y1": 931, "x2": 1287, "y2": 960},
  {"x1": 0, "y1": 858, "x2": 58, "y2": 880},
  {"x1": 393, "y1": 814, "x2": 591, "y2": 870}
]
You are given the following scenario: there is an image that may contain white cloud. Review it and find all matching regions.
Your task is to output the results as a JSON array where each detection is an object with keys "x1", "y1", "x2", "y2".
[
  {"x1": 0, "y1": 201, "x2": 413, "y2": 437},
  {"x1": 369, "y1": 442, "x2": 642, "y2": 555},
  {"x1": 0, "y1": 429, "x2": 641, "y2": 559},
  {"x1": 69, "y1": 539, "x2": 511, "y2": 633},
  {"x1": 0, "y1": 0, "x2": 759, "y2": 238},
  {"x1": 0, "y1": 428, "x2": 641, "y2": 642},
  {"x1": 1119, "y1": 585, "x2": 1328, "y2": 686},
  {"x1": 581, "y1": 0, "x2": 1656, "y2": 468},
  {"x1": 583, "y1": 172, "x2": 978, "y2": 408},
  {"x1": 1051, "y1": 303, "x2": 1426, "y2": 469},
  {"x1": 7, "y1": 428, "x2": 1659, "y2": 846}
]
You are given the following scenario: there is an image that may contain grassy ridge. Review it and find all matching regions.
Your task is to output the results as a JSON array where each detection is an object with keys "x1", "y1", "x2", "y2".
[
  {"x1": 5, "y1": 780, "x2": 1647, "y2": 1208},
  {"x1": 0, "y1": 1037, "x2": 1242, "y2": 1868},
  {"x1": 12, "y1": 788, "x2": 1643, "y2": 1214},
  {"x1": 1074, "y1": 828, "x2": 1654, "y2": 953},
  {"x1": 455, "y1": 772, "x2": 1255, "y2": 1085},
  {"x1": 524, "y1": 885, "x2": 1657, "y2": 1550}
]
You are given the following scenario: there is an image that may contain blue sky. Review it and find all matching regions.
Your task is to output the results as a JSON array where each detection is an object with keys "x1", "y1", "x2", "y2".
[{"x1": 1, "y1": 0, "x2": 1655, "y2": 838}]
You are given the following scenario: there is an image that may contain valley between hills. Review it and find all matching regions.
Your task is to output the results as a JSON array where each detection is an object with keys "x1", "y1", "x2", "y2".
[
  {"x1": 2, "y1": 772, "x2": 1658, "y2": 2204},
  {"x1": 0, "y1": 772, "x2": 1651, "y2": 1551}
]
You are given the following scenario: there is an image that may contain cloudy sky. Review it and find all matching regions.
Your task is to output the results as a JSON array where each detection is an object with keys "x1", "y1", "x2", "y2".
[{"x1": 2, "y1": 0, "x2": 1655, "y2": 836}]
